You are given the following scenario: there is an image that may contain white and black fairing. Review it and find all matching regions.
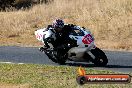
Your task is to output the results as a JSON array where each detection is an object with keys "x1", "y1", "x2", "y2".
[{"x1": 35, "y1": 25, "x2": 108, "y2": 66}]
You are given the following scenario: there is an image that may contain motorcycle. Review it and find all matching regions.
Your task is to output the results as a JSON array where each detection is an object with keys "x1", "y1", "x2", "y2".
[{"x1": 35, "y1": 25, "x2": 108, "y2": 66}]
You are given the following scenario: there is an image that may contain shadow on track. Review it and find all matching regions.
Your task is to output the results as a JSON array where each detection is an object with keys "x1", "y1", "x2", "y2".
[{"x1": 66, "y1": 62, "x2": 132, "y2": 68}]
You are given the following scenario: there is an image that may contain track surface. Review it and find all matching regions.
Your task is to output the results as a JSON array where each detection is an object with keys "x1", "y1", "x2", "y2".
[{"x1": 0, "y1": 46, "x2": 132, "y2": 73}]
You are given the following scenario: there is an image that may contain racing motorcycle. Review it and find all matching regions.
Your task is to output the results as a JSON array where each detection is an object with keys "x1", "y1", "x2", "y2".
[{"x1": 35, "y1": 25, "x2": 108, "y2": 66}]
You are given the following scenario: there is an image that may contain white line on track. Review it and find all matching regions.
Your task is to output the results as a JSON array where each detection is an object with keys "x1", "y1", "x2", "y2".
[{"x1": 0, "y1": 62, "x2": 25, "y2": 64}]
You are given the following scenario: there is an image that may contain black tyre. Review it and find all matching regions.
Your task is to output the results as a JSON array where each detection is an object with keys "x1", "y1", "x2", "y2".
[
  {"x1": 46, "y1": 50, "x2": 67, "y2": 65},
  {"x1": 93, "y1": 55, "x2": 108, "y2": 66},
  {"x1": 56, "y1": 54, "x2": 67, "y2": 65},
  {"x1": 45, "y1": 51, "x2": 58, "y2": 63},
  {"x1": 57, "y1": 59, "x2": 66, "y2": 65},
  {"x1": 91, "y1": 47, "x2": 108, "y2": 67},
  {"x1": 44, "y1": 50, "x2": 58, "y2": 63}
]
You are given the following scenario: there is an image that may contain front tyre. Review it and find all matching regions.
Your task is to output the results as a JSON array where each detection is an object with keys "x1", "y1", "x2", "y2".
[
  {"x1": 91, "y1": 47, "x2": 108, "y2": 67},
  {"x1": 94, "y1": 56, "x2": 108, "y2": 66}
]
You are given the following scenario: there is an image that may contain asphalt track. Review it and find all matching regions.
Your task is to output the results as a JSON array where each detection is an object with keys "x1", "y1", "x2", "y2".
[{"x1": 0, "y1": 46, "x2": 132, "y2": 73}]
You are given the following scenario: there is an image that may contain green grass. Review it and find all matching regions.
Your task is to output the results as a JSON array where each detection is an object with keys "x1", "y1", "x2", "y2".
[{"x1": 0, "y1": 63, "x2": 131, "y2": 88}]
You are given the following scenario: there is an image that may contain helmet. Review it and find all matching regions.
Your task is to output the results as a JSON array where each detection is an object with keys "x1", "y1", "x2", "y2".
[{"x1": 52, "y1": 19, "x2": 64, "y2": 29}]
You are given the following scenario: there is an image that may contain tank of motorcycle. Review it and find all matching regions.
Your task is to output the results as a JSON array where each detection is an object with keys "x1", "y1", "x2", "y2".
[{"x1": 69, "y1": 26, "x2": 95, "y2": 49}]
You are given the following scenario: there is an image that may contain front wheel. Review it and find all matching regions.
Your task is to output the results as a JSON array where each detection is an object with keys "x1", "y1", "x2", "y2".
[{"x1": 91, "y1": 47, "x2": 108, "y2": 67}]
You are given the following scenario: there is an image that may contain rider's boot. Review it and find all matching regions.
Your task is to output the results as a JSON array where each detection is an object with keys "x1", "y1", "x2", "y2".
[{"x1": 39, "y1": 45, "x2": 49, "y2": 52}]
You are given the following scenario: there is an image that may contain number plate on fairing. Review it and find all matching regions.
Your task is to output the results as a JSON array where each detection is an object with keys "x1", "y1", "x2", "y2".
[{"x1": 82, "y1": 34, "x2": 94, "y2": 44}]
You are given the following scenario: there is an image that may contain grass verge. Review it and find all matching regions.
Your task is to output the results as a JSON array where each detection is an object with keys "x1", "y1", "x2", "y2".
[{"x1": 0, "y1": 63, "x2": 131, "y2": 88}]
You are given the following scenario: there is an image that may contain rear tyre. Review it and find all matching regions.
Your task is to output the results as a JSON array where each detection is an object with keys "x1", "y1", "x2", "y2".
[
  {"x1": 57, "y1": 59, "x2": 66, "y2": 65},
  {"x1": 44, "y1": 48, "x2": 67, "y2": 65},
  {"x1": 56, "y1": 54, "x2": 67, "y2": 65},
  {"x1": 44, "y1": 50, "x2": 58, "y2": 63}
]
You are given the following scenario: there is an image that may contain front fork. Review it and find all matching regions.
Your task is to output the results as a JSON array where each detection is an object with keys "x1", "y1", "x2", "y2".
[{"x1": 83, "y1": 48, "x2": 96, "y2": 63}]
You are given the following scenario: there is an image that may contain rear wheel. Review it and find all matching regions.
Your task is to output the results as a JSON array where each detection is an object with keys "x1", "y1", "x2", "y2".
[
  {"x1": 57, "y1": 59, "x2": 66, "y2": 65},
  {"x1": 56, "y1": 53, "x2": 67, "y2": 65},
  {"x1": 91, "y1": 47, "x2": 108, "y2": 66},
  {"x1": 46, "y1": 49, "x2": 67, "y2": 65},
  {"x1": 44, "y1": 50, "x2": 58, "y2": 63}
]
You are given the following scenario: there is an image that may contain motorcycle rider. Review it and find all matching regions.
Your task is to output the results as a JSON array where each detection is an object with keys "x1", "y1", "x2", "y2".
[
  {"x1": 40, "y1": 19, "x2": 76, "y2": 51},
  {"x1": 39, "y1": 19, "x2": 78, "y2": 62},
  {"x1": 39, "y1": 18, "x2": 77, "y2": 52},
  {"x1": 37, "y1": 19, "x2": 108, "y2": 66}
]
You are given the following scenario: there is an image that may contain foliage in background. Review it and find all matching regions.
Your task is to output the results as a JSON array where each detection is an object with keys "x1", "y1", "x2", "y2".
[
  {"x1": 0, "y1": 0, "x2": 132, "y2": 50},
  {"x1": 0, "y1": 0, "x2": 53, "y2": 10}
]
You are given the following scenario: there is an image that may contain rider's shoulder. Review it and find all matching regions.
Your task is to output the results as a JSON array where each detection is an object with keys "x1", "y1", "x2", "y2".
[
  {"x1": 46, "y1": 25, "x2": 53, "y2": 30},
  {"x1": 43, "y1": 25, "x2": 53, "y2": 32},
  {"x1": 64, "y1": 24, "x2": 76, "y2": 29},
  {"x1": 64, "y1": 24, "x2": 75, "y2": 27}
]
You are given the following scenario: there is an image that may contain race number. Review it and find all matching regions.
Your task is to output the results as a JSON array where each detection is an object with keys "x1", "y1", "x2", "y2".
[
  {"x1": 82, "y1": 34, "x2": 94, "y2": 44},
  {"x1": 36, "y1": 33, "x2": 43, "y2": 40}
]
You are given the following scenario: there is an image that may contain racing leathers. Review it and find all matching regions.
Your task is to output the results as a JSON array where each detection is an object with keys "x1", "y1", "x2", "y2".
[{"x1": 41, "y1": 24, "x2": 77, "y2": 58}]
